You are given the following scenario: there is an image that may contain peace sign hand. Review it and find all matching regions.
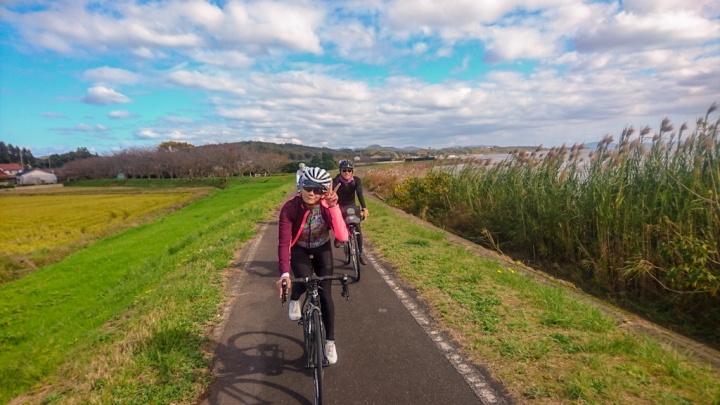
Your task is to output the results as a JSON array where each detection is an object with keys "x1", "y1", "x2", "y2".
[{"x1": 324, "y1": 180, "x2": 341, "y2": 208}]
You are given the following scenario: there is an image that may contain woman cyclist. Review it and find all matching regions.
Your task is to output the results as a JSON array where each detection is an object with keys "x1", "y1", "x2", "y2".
[
  {"x1": 276, "y1": 167, "x2": 348, "y2": 365},
  {"x1": 332, "y1": 160, "x2": 369, "y2": 265},
  {"x1": 295, "y1": 162, "x2": 306, "y2": 192}
]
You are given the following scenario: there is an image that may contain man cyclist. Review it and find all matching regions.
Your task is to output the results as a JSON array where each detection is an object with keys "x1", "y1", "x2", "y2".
[
  {"x1": 276, "y1": 167, "x2": 348, "y2": 365},
  {"x1": 295, "y1": 162, "x2": 306, "y2": 192},
  {"x1": 332, "y1": 160, "x2": 369, "y2": 265}
]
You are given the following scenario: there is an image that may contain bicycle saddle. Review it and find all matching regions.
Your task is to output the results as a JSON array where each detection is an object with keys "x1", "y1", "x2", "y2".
[{"x1": 344, "y1": 208, "x2": 362, "y2": 224}]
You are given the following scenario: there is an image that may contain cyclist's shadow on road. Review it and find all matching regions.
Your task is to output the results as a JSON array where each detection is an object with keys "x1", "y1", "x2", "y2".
[
  {"x1": 243, "y1": 261, "x2": 281, "y2": 278},
  {"x1": 208, "y1": 331, "x2": 313, "y2": 405}
]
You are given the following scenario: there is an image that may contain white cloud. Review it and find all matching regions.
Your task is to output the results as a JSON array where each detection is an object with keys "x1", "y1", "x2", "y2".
[
  {"x1": 186, "y1": 50, "x2": 254, "y2": 68},
  {"x1": 107, "y1": 110, "x2": 135, "y2": 119},
  {"x1": 451, "y1": 56, "x2": 471, "y2": 74},
  {"x1": 483, "y1": 26, "x2": 556, "y2": 63},
  {"x1": 40, "y1": 112, "x2": 67, "y2": 118},
  {"x1": 321, "y1": 21, "x2": 378, "y2": 61},
  {"x1": 622, "y1": 0, "x2": 707, "y2": 14},
  {"x1": 574, "y1": 9, "x2": 720, "y2": 53},
  {"x1": 74, "y1": 123, "x2": 107, "y2": 132},
  {"x1": 217, "y1": 107, "x2": 269, "y2": 121},
  {"x1": 83, "y1": 67, "x2": 142, "y2": 86},
  {"x1": 82, "y1": 86, "x2": 131, "y2": 105},
  {"x1": 161, "y1": 116, "x2": 194, "y2": 123},
  {"x1": 135, "y1": 129, "x2": 161, "y2": 139},
  {"x1": 166, "y1": 70, "x2": 245, "y2": 94},
  {"x1": 384, "y1": 0, "x2": 572, "y2": 37},
  {"x1": 219, "y1": 1, "x2": 324, "y2": 54},
  {"x1": 412, "y1": 42, "x2": 428, "y2": 55},
  {"x1": 2, "y1": 0, "x2": 325, "y2": 57}
]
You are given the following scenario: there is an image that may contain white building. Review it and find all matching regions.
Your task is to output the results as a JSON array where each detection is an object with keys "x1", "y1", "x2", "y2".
[{"x1": 18, "y1": 168, "x2": 57, "y2": 185}]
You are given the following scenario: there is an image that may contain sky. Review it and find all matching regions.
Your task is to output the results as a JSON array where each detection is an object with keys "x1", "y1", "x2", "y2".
[{"x1": 0, "y1": 0, "x2": 718, "y2": 157}]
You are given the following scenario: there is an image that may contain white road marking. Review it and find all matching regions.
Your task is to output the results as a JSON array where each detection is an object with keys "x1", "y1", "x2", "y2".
[{"x1": 367, "y1": 254, "x2": 508, "y2": 405}]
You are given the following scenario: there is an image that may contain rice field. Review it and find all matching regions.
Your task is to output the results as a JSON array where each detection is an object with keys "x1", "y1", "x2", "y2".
[{"x1": 0, "y1": 193, "x2": 194, "y2": 255}]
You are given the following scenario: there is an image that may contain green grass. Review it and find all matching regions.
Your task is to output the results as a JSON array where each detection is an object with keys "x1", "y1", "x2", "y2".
[
  {"x1": 363, "y1": 198, "x2": 720, "y2": 404},
  {"x1": 0, "y1": 176, "x2": 292, "y2": 403}
]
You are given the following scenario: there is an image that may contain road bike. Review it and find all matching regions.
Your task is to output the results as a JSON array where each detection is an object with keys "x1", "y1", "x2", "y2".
[
  {"x1": 342, "y1": 207, "x2": 364, "y2": 281},
  {"x1": 282, "y1": 267, "x2": 349, "y2": 405}
]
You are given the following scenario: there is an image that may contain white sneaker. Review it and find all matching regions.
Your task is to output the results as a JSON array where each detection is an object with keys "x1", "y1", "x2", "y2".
[
  {"x1": 288, "y1": 300, "x2": 301, "y2": 321},
  {"x1": 325, "y1": 340, "x2": 337, "y2": 365}
]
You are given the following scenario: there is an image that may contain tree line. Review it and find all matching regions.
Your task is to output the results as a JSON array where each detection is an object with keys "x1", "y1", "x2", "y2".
[
  {"x1": 0, "y1": 141, "x2": 98, "y2": 168},
  {"x1": 56, "y1": 142, "x2": 338, "y2": 182},
  {"x1": 0, "y1": 142, "x2": 36, "y2": 166}
]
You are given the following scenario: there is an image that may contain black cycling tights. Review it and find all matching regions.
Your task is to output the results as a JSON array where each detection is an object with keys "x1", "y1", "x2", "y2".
[{"x1": 290, "y1": 241, "x2": 336, "y2": 341}]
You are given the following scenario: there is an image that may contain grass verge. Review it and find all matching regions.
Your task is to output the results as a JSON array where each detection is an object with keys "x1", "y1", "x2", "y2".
[
  {"x1": 1, "y1": 176, "x2": 292, "y2": 404},
  {"x1": 363, "y1": 198, "x2": 720, "y2": 404}
]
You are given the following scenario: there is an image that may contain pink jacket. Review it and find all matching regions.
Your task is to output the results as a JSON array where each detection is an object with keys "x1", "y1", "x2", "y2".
[{"x1": 277, "y1": 195, "x2": 348, "y2": 276}]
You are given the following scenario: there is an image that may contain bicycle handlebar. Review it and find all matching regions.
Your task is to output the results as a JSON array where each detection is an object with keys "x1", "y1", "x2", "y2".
[
  {"x1": 289, "y1": 274, "x2": 348, "y2": 284},
  {"x1": 281, "y1": 274, "x2": 350, "y2": 307}
]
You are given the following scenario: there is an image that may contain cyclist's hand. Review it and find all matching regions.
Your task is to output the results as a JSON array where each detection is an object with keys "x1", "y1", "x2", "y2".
[
  {"x1": 277, "y1": 276, "x2": 291, "y2": 298},
  {"x1": 324, "y1": 181, "x2": 341, "y2": 208},
  {"x1": 362, "y1": 208, "x2": 369, "y2": 218}
]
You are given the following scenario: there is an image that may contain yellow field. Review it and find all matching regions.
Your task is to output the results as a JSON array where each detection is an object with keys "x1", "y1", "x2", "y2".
[{"x1": 0, "y1": 193, "x2": 194, "y2": 254}]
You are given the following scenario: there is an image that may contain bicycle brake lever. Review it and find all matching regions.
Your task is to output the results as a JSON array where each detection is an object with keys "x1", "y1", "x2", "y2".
[{"x1": 281, "y1": 279, "x2": 287, "y2": 306}]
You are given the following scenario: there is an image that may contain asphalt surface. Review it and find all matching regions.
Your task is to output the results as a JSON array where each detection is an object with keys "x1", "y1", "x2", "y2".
[{"x1": 200, "y1": 214, "x2": 509, "y2": 405}]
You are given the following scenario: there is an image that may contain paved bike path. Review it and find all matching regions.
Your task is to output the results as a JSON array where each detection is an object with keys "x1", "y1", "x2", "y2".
[{"x1": 201, "y1": 216, "x2": 509, "y2": 404}]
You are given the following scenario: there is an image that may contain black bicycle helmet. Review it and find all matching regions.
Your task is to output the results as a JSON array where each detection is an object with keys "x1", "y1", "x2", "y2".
[
  {"x1": 339, "y1": 159, "x2": 354, "y2": 169},
  {"x1": 302, "y1": 167, "x2": 332, "y2": 191}
]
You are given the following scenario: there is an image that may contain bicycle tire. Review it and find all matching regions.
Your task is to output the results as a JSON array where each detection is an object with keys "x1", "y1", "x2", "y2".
[
  {"x1": 304, "y1": 311, "x2": 312, "y2": 369},
  {"x1": 343, "y1": 236, "x2": 351, "y2": 265},
  {"x1": 312, "y1": 310, "x2": 324, "y2": 405},
  {"x1": 349, "y1": 232, "x2": 360, "y2": 281}
]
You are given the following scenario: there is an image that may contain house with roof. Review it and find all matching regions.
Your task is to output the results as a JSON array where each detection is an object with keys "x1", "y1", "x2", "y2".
[
  {"x1": 18, "y1": 168, "x2": 57, "y2": 185},
  {"x1": 370, "y1": 151, "x2": 387, "y2": 159},
  {"x1": 0, "y1": 168, "x2": 15, "y2": 185},
  {"x1": 0, "y1": 163, "x2": 24, "y2": 176}
]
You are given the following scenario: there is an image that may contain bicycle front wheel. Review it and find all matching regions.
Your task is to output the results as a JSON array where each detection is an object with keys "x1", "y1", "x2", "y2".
[
  {"x1": 343, "y1": 236, "x2": 351, "y2": 265},
  {"x1": 350, "y1": 232, "x2": 360, "y2": 281},
  {"x1": 312, "y1": 310, "x2": 324, "y2": 405}
]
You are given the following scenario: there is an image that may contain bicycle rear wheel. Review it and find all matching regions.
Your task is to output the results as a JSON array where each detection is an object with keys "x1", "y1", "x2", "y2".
[{"x1": 312, "y1": 310, "x2": 324, "y2": 405}]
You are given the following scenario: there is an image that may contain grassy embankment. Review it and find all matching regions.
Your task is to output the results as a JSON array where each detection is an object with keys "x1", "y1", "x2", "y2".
[
  {"x1": 365, "y1": 107, "x2": 720, "y2": 347},
  {"x1": 0, "y1": 176, "x2": 291, "y2": 404},
  {"x1": 363, "y1": 198, "x2": 720, "y2": 404},
  {"x1": 0, "y1": 179, "x2": 220, "y2": 284}
]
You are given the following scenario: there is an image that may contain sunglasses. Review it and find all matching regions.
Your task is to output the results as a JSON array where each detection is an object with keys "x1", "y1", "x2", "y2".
[
  {"x1": 302, "y1": 186, "x2": 326, "y2": 195},
  {"x1": 341, "y1": 169, "x2": 353, "y2": 173}
]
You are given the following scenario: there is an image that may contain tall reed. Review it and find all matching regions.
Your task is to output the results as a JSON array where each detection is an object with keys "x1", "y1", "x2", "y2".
[{"x1": 375, "y1": 104, "x2": 720, "y2": 342}]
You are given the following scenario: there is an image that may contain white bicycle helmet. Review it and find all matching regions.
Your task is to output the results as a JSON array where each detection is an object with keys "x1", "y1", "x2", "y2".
[{"x1": 302, "y1": 167, "x2": 332, "y2": 191}]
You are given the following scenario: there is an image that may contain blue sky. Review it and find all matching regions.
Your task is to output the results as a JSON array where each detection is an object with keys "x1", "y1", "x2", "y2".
[{"x1": 1, "y1": 0, "x2": 718, "y2": 157}]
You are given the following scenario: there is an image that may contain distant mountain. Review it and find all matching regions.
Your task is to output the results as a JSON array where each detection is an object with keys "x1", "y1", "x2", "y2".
[{"x1": 365, "y1": 144, "x2": 422, "y2": 152}]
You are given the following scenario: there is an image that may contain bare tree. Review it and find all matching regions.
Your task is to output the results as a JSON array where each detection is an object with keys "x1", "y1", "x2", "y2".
[{"x1": 255, "y1": 152, "x2": 290, "y2": 175}]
